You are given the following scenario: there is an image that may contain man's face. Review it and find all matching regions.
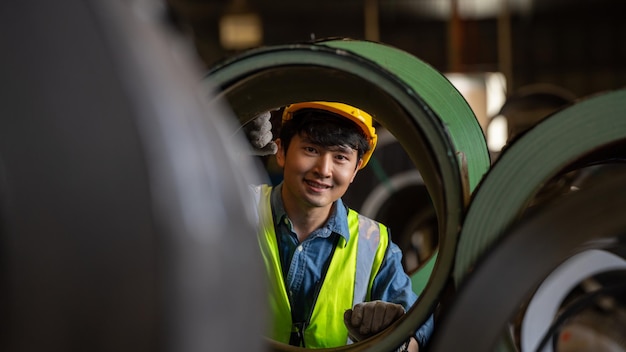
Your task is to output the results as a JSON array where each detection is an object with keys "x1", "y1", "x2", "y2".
[{"x1": 276, "y1": 134, "x2": 362, "y2": 212}]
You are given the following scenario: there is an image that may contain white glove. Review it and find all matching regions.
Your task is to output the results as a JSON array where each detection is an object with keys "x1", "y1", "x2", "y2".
[
  {"x1": 242, "y1": 111, "x2": 277, "y2": 155},
  {"x1": 343, "y1": 300, "x2": 406, "y2": 342}
]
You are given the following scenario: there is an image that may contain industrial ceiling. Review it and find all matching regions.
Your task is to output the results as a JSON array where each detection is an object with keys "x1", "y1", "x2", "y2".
[{"x1": 167, "y1": 0, "x2": 626, "y2": 98}]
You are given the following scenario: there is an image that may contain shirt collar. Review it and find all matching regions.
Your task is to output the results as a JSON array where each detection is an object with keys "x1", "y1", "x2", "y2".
[{"x1": 270, "y1": 182, "x2": 351, "y2": 244}]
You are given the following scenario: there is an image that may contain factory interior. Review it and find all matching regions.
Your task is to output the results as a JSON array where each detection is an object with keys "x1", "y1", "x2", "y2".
[{"x1": 2, "y1": 0, "x2": 626, "y2": 351}]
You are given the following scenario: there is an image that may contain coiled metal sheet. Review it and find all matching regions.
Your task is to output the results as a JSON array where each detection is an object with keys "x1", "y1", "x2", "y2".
[
  {"x1": 430, "y1": 168, "x2": 626, "y2": 352},
  {"x1": 437, "y1": 88, "x2": 626, "y2": 351},
  {"x1": 204, "y1": 38, "x2": 490, "y2": 352},
  {"x1": 455, "y1": 89, "x2": 626, "y2": 285}
]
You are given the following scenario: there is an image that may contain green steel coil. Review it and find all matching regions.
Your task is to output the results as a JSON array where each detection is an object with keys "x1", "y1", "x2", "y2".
[
  {"x1": 204, "y1": 38, "x2": 489, "y2": 351},
  {"x1": 432, "y1": 168, "x2": 626, "y2": 352},
  {"x1": 455, "y1": 88, "x2": 626, "y2": 287}
]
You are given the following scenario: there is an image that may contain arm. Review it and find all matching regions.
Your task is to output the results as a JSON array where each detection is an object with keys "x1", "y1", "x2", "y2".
[
  {"x1": 343, "y1": 231, "x2": 433, "y2": 348},
  {"x1": 369, "y1": 239, "x2": 434, "y2": 347}
]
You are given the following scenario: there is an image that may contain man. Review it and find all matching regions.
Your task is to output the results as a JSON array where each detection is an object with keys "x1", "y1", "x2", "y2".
[{"x1": 247, "y1": 102, "x2": 433, "y2": 351}]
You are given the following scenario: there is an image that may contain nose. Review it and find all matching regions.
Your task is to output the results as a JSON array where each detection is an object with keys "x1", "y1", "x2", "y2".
[{"x1": 314, "y1": 153, "x2": 333, "y2": 178}]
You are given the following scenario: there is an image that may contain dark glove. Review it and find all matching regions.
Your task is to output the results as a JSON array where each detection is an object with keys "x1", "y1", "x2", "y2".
[
  {"x1": 343, "y1": 300, "x2": 406, "y2": 342},
  {"x1": 242, "y1": 111, "x2": 277, "y2": 155}
]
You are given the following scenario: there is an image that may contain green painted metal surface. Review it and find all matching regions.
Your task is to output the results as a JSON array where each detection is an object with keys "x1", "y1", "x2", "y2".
[
  {"x1": 320, "y1": 39, "x2": 490, "y2": 192},
  {"x1": 455, "y1": 88, "x2": 626, "y2": 286}
]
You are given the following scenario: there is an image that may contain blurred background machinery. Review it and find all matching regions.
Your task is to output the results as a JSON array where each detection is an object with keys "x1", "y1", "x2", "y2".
[{"x1": 165, "y1": 0, "x2": 626, "y2": 99}]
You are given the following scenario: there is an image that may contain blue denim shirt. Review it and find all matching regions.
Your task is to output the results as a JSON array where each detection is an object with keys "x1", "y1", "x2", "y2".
[{"x1": 270, "y1": 183, "x2": 434, "y2": 346}]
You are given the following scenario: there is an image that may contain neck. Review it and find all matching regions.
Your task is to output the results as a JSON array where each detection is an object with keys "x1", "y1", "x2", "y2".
[{"x1": 281, "y1": 189, "x2": 333, "y2": 243}]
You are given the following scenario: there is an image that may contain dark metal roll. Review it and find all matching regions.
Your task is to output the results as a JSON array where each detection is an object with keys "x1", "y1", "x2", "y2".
[{"x1": 0, "y1": 1, "x2": 265, "y2": 352}]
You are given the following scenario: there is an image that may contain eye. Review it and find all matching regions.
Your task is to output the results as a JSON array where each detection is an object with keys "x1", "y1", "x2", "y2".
[
  {"x1": 334, "y1": 153, "x2": 352, "y2": 163},
  {"x1": 329, "y1": 146, "x2": 355, "y2": 163},
  {"x1": 303, "y1": 146, "x2": 318, "y2": 154}
]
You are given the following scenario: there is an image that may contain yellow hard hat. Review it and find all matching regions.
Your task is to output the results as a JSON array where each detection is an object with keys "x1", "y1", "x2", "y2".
[{"x1": 282, "y1": 101, "x2": 378, "y2": 169}]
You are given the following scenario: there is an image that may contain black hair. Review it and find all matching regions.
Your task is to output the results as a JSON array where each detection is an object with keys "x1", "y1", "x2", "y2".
[{"x1": 279, "y1": 109, "x2": 370, "y2": 165}]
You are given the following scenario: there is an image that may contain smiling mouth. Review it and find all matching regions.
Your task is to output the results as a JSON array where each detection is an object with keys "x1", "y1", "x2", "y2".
[{"x1": 305, "y1": 180, "x2": 331, "y2": 190}]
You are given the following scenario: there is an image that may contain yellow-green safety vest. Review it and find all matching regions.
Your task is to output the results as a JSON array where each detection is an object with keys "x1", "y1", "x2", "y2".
[{"x1": 253, "y1": 185, "x2": 389, "y2": 348}]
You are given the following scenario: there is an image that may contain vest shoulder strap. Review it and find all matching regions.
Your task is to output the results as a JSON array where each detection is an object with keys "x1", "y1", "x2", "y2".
[{"x1": 350, "y1": 210, "x2": 389, "y2": 306}]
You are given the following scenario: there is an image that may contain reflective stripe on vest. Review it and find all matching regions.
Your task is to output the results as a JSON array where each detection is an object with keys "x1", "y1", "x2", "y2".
[{"x1": 254, "y1": 185, "x2": 389, "y2": 348}]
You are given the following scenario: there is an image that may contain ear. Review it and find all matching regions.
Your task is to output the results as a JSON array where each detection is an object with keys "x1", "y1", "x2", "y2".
[
  {"x1": 275, "y1": 138, "x2": 286, "y2": 168},
  {"x1": 350, "y1": 159, "x2": 363, "y2": 183}
]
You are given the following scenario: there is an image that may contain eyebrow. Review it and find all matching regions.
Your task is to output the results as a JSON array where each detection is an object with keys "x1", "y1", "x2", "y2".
[
  {"x1": 327, "y1": 145, "x2": 356, "y2": 154},
  {"x1": 300, "y1": 136, "x2": 356, "y2": 154}
]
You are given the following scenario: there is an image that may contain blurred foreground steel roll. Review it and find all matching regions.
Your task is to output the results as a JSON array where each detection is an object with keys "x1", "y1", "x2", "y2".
[
  {"x1": 0, "y1": 1, "x2": 265, "y2": 352},
  {"x1": 204, "y1": 38, "x2": 490, "y2": 351},
  {"x1": 429, "y1": 169, "x2": 626, "y2": 352}
]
